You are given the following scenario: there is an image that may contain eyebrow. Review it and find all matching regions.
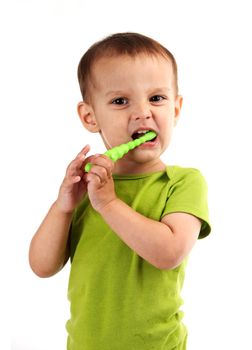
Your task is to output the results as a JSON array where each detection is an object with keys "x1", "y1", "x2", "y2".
[
  {"x1": 105, "y1": 87, "x2": 171, "y2": 97},
  {"x1": 105, "y1": 90, "x2": 127, "y2": 97}
]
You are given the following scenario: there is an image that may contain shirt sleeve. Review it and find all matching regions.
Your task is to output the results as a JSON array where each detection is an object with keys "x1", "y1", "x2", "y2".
[{"x1": 161, "y1": 167, "x2": 211, "y2": 239}]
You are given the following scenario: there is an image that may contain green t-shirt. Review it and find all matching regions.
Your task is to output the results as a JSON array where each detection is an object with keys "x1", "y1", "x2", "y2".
[{"x1": 66, "y1": 166, "x2": 211, "y2": 350}]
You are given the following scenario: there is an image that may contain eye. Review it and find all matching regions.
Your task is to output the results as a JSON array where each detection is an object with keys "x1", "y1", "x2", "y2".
[
  {"x1": 149, "y1": 95, "x2": 166, "y2": 103},
  {"x1": 111, "y1": 97, "x2": 128, "y2": 105}
]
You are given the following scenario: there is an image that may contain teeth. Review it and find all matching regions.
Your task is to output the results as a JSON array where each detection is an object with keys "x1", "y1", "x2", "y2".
[
  {"x1": 136, "y1": 130, "x2": 149, "y2": 134},
  {"x1": 131, "y1": 129, "x2": 154, "y2": 140}
]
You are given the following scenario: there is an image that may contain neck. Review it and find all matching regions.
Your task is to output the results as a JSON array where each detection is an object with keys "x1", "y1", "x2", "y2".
[{"x1": 113, "y1": 158, "x2": 166, "y2": 175}]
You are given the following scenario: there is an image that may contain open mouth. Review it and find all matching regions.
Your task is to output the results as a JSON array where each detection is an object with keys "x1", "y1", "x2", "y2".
[{"x1": 131, "y1": 130, "x2": 158, "y2": 142}]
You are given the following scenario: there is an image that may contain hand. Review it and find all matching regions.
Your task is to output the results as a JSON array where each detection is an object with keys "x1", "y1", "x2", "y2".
[
  {"x1": 83, "y1": 154, "x2": 117, "y2": 212},
  {"x1": 56, "y1": 145, "x2": 92, "y2": 213}
]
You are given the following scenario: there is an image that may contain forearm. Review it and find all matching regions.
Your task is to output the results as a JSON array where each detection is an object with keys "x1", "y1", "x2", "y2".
[
  {"x1": 98, "y1": 198, "x2": 178, "y2": 270},
  {"x1": 29, "y1": 201, "x2": 73, "y2": 277}
]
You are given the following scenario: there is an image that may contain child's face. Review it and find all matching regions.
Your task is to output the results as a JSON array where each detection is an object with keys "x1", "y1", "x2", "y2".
[{"x1": 79, "y1": 54, "x2": 182, "y2": 174}]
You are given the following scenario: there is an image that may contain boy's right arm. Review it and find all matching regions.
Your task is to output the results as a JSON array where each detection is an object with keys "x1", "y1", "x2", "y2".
[{"x1": 29, "y1": 145, "x2": 91, "y2": 278}]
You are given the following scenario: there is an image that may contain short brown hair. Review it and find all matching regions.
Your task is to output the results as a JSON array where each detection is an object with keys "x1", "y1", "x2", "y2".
[{"x1": 77, "y1": 32, "x2": 178, "y2": 101}]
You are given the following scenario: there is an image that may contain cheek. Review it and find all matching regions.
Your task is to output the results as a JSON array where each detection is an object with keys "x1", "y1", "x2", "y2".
[
  {"x1": 161, "y1": 126, "x2": 174, "y2": 147},
  {"x1": 100, "y1": 125, "x2": 126, "y2": 149}
]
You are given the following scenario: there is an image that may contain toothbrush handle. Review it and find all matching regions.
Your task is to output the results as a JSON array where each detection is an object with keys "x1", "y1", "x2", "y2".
[{"x1": 84, "y1": 131, "x2": 156, "y2": 172}]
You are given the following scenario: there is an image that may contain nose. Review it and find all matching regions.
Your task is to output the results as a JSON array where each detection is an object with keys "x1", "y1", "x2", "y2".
[{"x1": 130, "y1": 102, "x2": 152, "y2": 121}]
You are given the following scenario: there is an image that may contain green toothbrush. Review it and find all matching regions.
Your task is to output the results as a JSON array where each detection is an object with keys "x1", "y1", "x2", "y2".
[{"x1": 84, "y1": 131, "x2": 157, "y2": 172}]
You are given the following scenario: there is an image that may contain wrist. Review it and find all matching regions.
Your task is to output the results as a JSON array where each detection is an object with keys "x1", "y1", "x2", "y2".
[
  {"x1": 54, "y1": 200, "x2": 75, "y2": 217},
  {"x1": 96, "y1": 197, "x2": 120, "y2": 216}
]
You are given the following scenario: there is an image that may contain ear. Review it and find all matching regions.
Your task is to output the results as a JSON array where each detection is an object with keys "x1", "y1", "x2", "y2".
[
  {"x1": 77, "y1": 101, "x2": 100, "y2": 133},
  {"x1": 174, "y1": 95, "x2": 183, "y2": 126}
]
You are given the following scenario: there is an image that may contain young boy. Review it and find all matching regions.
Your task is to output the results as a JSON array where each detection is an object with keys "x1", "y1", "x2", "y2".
[{"x1": 29, "y1": 32, "x2": 211, "y2": 349}]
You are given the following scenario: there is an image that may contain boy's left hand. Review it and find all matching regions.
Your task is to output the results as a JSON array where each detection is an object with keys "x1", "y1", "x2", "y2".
[{"x1": 84, "y1": 154, "x2": 116, "y2": 212}]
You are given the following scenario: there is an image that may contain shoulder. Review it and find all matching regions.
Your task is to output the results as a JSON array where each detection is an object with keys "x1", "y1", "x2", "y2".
[
  {"x1": 165, "y1": 165, "x2": 208, "y2": 192},
  {"x1": 166, "y1": 165, "x2": 205, "y2": 181}
]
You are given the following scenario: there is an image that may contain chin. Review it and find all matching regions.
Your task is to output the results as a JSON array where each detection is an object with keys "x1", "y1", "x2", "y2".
[{"x1": 133, "y1": 154, "x2": 160, "y2": 164}]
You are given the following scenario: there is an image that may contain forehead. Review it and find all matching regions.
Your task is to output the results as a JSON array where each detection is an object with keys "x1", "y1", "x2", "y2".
[{"x1": 90, "y1": 54, "x2": 174, "y2": 92}]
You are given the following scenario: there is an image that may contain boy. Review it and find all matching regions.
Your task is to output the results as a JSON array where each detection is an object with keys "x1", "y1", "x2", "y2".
[{"x1": 29, "y1": 32, "x2": 211, "y2": 349}]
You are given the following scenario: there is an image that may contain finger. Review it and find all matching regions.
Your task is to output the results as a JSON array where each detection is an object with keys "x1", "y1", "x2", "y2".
[
  {"x1": 65, "y1": 167, "x2": 84, "y2": 182},
  {"x1": 88, "y1": 154, "x2": 114, "y2": 178},
  {"x1": 61, "y1": 174, "x2": 81, "y2": 190},
  {"x1": 67, "y1": 149, "x2": 92, "y2": 175},
  {"x1": 89, "y1": 165, "x2": 109, "y2": 185},
  {"x1": 63, "y1": 161, "x2": 87, "y2": 187},
  {"x1": 69, "y1": 145, "x2": 91, "y2": 170},
  {"x1": 76, "y1": 144, "x2": 90, "y2": 158},
  {"x1": 66, "y1": 159, "x2": 82, "y2": 177},
  {"x1": 84, "y1": 172, "x2": 102, "y2": 188}
]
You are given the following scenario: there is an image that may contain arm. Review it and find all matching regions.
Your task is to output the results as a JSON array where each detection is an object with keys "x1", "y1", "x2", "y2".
[
  {"x1": 29, "y1": 202, "x2": 73, "y2": 277},
  {"x1": 29, "y1": 145, "x2": 92, "y2": 277},
  {"x1": 84, "y1": 155, "x2": 201, "y2": 270},
  {"x1": 98, "y1": 199, "x2": 201, "y2": 270}
]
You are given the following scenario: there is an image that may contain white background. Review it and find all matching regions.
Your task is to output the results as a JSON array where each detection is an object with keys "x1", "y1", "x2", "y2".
[{"x1": 1, "y1": 0, "x2": 252, "y2": 349}]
